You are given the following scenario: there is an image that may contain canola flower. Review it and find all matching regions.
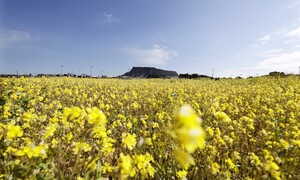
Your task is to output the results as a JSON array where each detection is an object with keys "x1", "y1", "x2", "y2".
[
  {"x1": 176, "y1": 170, "x2": 188, "y2": 179},
  {"x1": 72, "y1": 142, "x2": 92, "y2": 155},
  {"x1": 265, "y1": 161, "x2": 281, "y2": 180},
  {"x1": 0, "y1": 77, "x2": 300, "y2": 179},
  {"x1": 16, "y1": 144, "x2": 48, "y2": 158},
  {"x1": 6, "y1": 124, "x2": 23, "y2": 140},
  {"x1": 172, "y1": 105, "x2": 206, "y2": 152},
  {"x1": 122, "y1": 133, "x2": 137, "y2": 150},
  {"x1": 119, "y1": 153, "x2": 136, "y2": 178},
  {"x1": 133, "y1": 153, "x2": 155, "y2": 177},
  {"x1": 170, "y1": 105, "x2": 206, "y2": 168}
]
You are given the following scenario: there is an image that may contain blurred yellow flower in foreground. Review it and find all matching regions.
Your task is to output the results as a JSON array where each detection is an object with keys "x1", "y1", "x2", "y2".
[
  {"x1": 119, "y1": 153, "x2": 136, "y2": 178},
  {"x1": 265, "y1": 161, "x2": 281, "y2": 180},
  {"x1": 172, "y1": 105, "x2": 206, "y2": 153},
  {"x1": 173, "y1": 148, "x2": 195, "y2": 169},
  {"x1": 171, "y1": 105, "x2": 206, "y2": 168},
  {"x1": 87, "y1": 107, "x2": 106, "y2": 126}
]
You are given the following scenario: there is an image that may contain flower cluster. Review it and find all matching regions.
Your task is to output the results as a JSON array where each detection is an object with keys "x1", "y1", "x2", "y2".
[
  {"x1": 170, "y1": 105, "x2": 206, "y2": 170},
  {"x1": 0, "y1": 76, "x2": 299, "y2": 179}
]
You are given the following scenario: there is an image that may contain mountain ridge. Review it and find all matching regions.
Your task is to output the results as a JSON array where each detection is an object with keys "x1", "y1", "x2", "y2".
[{"x1": 121, "y1": 67, "x2": 178, "y2": 78}]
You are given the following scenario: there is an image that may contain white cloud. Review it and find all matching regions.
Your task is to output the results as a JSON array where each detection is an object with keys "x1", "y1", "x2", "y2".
[
  {"x1": 287, "y1": 26, "x2": 300, "y2": 36},
  {"x1": 104, "y1": 13, "x2": 113, "y2": 22},
  {"x1": 125, "y1": 44, "x2": 178, "y2": 65},
  {"x1": 247, "y1": 19, "x2": 300, "y2": 74},
  {"x1": 284, "y1": 39, "x2": 296, "y2": 44},
  {"x1": 251, "y1": 34, "x2": 270, "y2": 47},
  {"x1": 253, "y1": 51, "x2": 300, "y2": 72},
  {"x1": 264, "y1": 49, "x2": 283, "y2": 54},
  {"x1": 258, "y1": 34, "x2": 270, "y2": 42},
  {"x1": 259, "y1": 49, "x2": 283, "y2": 57},
  {"x1": 287, "y1": 0, "x2": 300, "y2": 8},
  {"x1": 258, "y1": 34, "x2": 270, "y2": 45},
  {"x1": 272, "y1": 28, "x2": 288, "y2": 35},
  {"x1": 0, "y1": 29, "x2": 36, "y2": 47},
  {"x1": 103, "y1": 13, "x2": 121, "y2": 23}
]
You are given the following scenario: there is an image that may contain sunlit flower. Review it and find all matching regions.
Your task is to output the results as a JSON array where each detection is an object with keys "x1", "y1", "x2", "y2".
[
  {"x1": 42, "y1": 123, "x2": 57, "y2": 139},
  {"x1": 72, "y1": 142, "x2": 92, "y2": 155},
  {"x1": 86, "y1": 107, "x2": 106, "y2": 125},
  {"x1": 6, "y1": 124, "x2": 23, "y2": 140},
  {"x1": 172, "y1": 105, "x2": 206, "y2": 153},
  {"x1": 122, "y1": 133, "x2": 137, "y2": 150},
  {"x1": 265, "y1": 161, "x2": 281, "y2": 180},
  {"x1": 119, "y1": 153, "x2": 136, "y2": 178},
  {"x1": 176, "y1": 170, "x2": 187, "y2": 180},
  {"x1": 211, "y1": 162, "x2": 220, "y2": 174},
  {"x1": 215, "y1": 112, "x2": 231, "y2": 123},
  {"x1": 133, "y1": 153, "x2": 155, "y2": 177}
]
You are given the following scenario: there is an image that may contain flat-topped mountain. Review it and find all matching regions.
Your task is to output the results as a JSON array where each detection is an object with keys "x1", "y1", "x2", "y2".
[{"x1": 121, "y1": 67, "x2": 178, "y2": 78}]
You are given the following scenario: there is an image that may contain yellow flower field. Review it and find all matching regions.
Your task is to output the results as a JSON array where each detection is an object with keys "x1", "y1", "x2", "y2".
[{"x1": 0, "y1": 76, "x2": 299, "y2": 179}]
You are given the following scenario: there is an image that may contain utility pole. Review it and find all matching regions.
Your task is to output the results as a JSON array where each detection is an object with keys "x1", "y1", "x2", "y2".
[
  {"x1": 212, "y1": 68, "x2": 215, "y2": 78},
  {"x1": 90, "y1": 66, "x2": 94, "y2": 77},
  {"x1": 60, "y1": 65, "x2": 63, "y2": 76},
  {"x1": 15, "y1": 69, "x2": 18, "y2": 76},
  {"x1": 78, "y1": 69, "x2": 81, "y2": 76}
]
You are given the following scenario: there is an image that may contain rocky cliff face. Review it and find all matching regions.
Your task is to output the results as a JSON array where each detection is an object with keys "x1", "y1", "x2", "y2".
[{"x1": 122, "y1": 67, "x2": 178, "y2": 78}]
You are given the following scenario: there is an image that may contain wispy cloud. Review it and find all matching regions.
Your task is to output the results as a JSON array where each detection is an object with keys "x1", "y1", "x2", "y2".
[
  {"x1": 281, "y1": 1, "x2": 300, "y2": 9},
  {"x1": 272, "y1": 28, "x2": 288, "y2": 35},
  {"x1": 104, "y1": 13, "x2": 113, "y2": 22},
  {"x1": 259, "y1": 49, "x2": 283, "y2": 57},
  {"x1": 0, "y1": 29, "x2": 38, "y2": 47},
  {"x1": 251, "y1": 34, "x2": 270, "y2": 47},
  {"x1": 124, "y1": 44, "x2": 178, "y2": 65},
  {"x1": 258, "y1": 34, "x2": 270, "y2": 42},
  {"x1": 250, "y1": 21, "x2": 300, "y2": 49},
  {"x1": 264, "y1": 49, "x2": 283, "y2": 54},
  {"x1": 258, "y1": 34, "x2": 270, "y2": 45},
  {"x1": 287, "y1": 0, "x2": 300, "y2": 8},
  {"x1": 247, "y1": 51, "x2": 300, "y2": 72},
  {"x1": 103, "y1": 13, "x2": 121, "y2": 23},
  {"x1": 284, "y1": 39, "x2": 296, "y2": 44},
  {"x1": 246, "y1": 19, "x2": 300, "y2": 73},
  {"x1": 287, "y1": 26, "x2": 300, "y2": 36}
]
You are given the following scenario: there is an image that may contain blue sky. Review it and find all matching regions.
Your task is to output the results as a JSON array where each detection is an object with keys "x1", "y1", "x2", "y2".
[{"x1": 1, "y1": 0, "x2": 300, "y2": 77}]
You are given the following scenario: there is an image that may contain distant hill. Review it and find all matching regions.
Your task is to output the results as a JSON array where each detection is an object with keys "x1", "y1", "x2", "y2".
[{"x1": 121, "y1": 67, "x2": 178, "y2": 78}]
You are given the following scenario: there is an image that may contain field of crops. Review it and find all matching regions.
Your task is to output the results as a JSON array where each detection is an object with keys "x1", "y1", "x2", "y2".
[{"x1": 0, "y1": 77, "x2": 299, "y2": 179}]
